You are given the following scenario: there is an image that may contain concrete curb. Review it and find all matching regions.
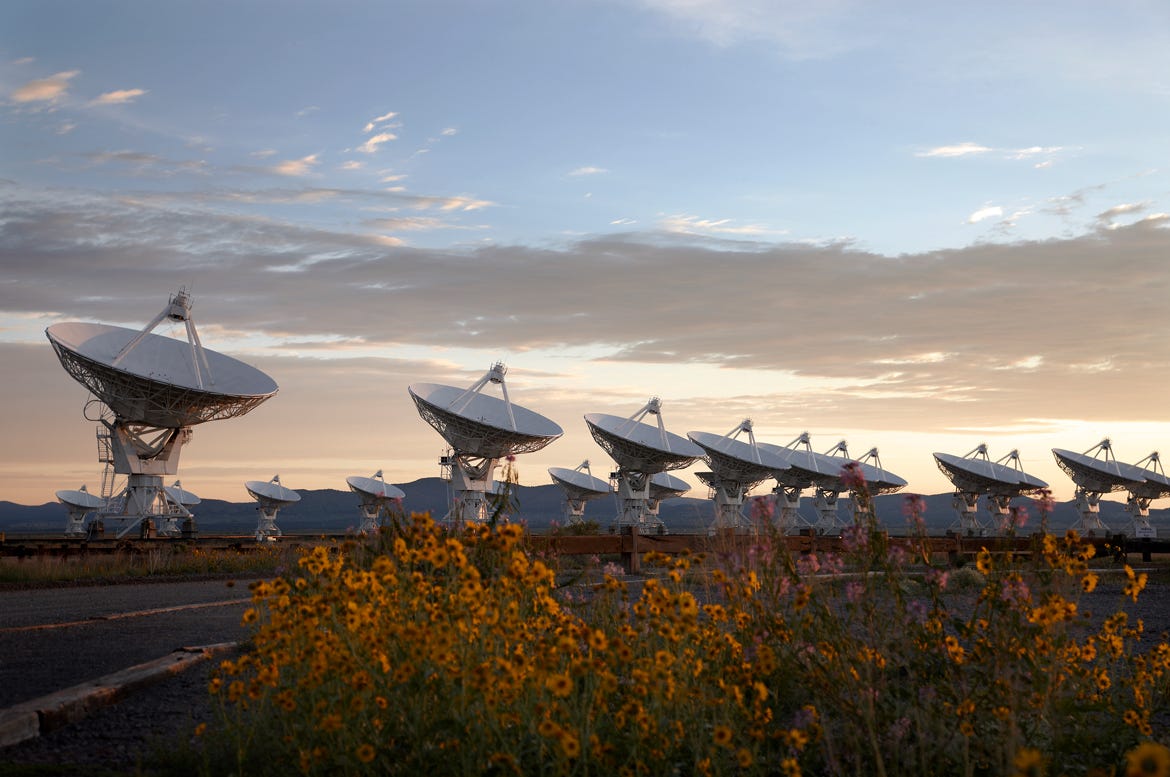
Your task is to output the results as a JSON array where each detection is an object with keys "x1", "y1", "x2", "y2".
[{"x1": 0, "y1": 641, "x2": 237, "y2": 749}]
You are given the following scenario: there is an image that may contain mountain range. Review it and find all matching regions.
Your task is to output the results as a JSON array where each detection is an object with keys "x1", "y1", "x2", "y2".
[{"x1": 3, "y1": 478, "x2": 1167, "y2": 537}]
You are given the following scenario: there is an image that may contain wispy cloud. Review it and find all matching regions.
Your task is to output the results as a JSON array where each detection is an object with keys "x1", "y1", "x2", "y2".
[
  {"x1": 271, "y1": 154, "x2": 320, "y2": 177},
  {"x1": 917, "y1": 142, "x2": 992, "y2": 158},
  {"x1": 659, "y1": 213, "x2": 781, "y2": 236},
  {"x1": 363, "y1": 110, "x2": 398, "y2": 133},
  {"x1": 967, "y1": 205, "x2": 1003, "y2": 224},
  {"x1": 90, "y1": 88, "x2": 147, "y2": 106},
  {"x1": 569, "y1": 166, "x2": 608, "y2": 176},
  {"x1": 357, "y1": 132, "x2": 396, "y2": 154},
  {"x1": 10, "y1": 70, "x2": 79, "y2": 104}
]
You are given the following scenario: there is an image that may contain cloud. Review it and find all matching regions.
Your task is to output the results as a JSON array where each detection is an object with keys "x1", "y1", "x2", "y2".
[
  {"x1": 2, "y1": 186, "x2": 1167, "y2": 444},
  {"x1": 340, "y1": 160, "x2": 364, "y2": 171},
  {"x1": 363, "y1": 110, "x2": 398, "y2": 133},
  {"x1": 659, "y1": 213, "x2": 781, "y2": 236},
  {"x1": 440, "y1": 127, "x2": 458, "y2": 136},
  {"x1": 1095, "y1": 202, "x2": 1146, "y2": 229},
  {"x1": 90, "y1": 88, "x2": 147, "y2": 105},
  {"x1": 569, "y1": 166, "x2": 608, "y2": 176},
  {"x1": 10, "y1": 70, "x2": 79, "y2": 104},
  {"x1": 917, "y1": 142, "x2": 992, "y2": 158},
  {"x1": 271, "y1": 154, "x2": 320, "y2": 177},
  {"x1": 967, "y1": 205, "x2": 1003, "y2": 224},
  {"x1": 363, "y1": 216, "x2": 447, "y2": 232},
  {"x1": 357, "y1": 132, "x2": 396, "y2": 154}
]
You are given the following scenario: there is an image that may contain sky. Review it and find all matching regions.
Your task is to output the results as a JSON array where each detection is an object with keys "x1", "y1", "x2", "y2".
[{"x1": 2, "y1": 0, "x2": 1169, "y2": 510}]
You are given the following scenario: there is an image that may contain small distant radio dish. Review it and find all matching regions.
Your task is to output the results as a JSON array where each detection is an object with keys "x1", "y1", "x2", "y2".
[
  {"x1": 688, "y1": 420, "x2": 790, "y2": 533},
  {"x1": 934, "y1": 445, "x2": 1048, "y2": 534},
  {"x1": 246, "y1": 475, "x2": 300, "y2": 541},
  {"x1": 585, "y1": 397, "x2": 702, "y2": 533},
  {"x1": 164, "y1": 480, "x2": 202, "y2": 508},
  {"x1": 548, "y1": 461, "x2": 612, "y2": 525},
  {"x1": 55, "y1": 485, "x2": 106, "y2": 537},
  {"x1": 347, "y1": 470, "x2": 406, "y2": 534},
  {"x1": 46, "y1": 289, "x2": 278, "y2": 539},
  {"x1": 409, "y1": 363, "x2": 562, "y2": 528},
  {"x1": 1053, "y1": 440, "x2": 1148, "y2": 534}
]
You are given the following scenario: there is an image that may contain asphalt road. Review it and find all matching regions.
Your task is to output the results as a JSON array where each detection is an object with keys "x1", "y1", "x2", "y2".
[{"x1": 0, "y1": 578, "x2": 256, "y2": 708}]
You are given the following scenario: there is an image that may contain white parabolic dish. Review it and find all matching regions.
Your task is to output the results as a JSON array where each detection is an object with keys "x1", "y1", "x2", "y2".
[
  {"x1": 776, "y1": 447, "x2": 908, "y2": 494},
  {"x1": 409, "y1": 382, "x2": 563, "y2": 459},
  {"x1": 164, "y1": 483, "x2": 201, "y2": 506},
  {"x1": 56, "y1": 488, "x2": 106, "y2": 510},
  {"x1": 649, "y1": 472, "x2": 691, "y2": 498},
  {"x1": 934, "y1": 452, "x2": 1048, "y2": 494},
  {"x1": 245, "y1": 479, "x2": 301, "y2": 506},
  {"x1": 1052, "y1": 448, "x2": 1148, "y2": 493},
  {"x1": 548, "y1": 467, "x2": 611, "y2": 498},
  {"x1": 585, "y1": 412, "x2": 703, "y2": 473},
  {"x1": 346, "y1": 476, "x2": 406, "y2": 501},
  {"x1": 687, "y1": 430, "x2": 791, "y2": 484},
  {"x1": 46, "y1": 322, "x2": 278, "y2": 428}
]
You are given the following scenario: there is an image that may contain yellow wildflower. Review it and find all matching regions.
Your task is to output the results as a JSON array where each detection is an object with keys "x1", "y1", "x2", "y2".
[{"x1": 1126, "y1": 742, "x2": 1170, "y2": 777}]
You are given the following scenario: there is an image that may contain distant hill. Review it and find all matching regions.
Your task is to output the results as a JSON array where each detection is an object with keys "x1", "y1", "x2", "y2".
[{"x1": 3, "y1": 478, "x2": 1168, "y2": 537}]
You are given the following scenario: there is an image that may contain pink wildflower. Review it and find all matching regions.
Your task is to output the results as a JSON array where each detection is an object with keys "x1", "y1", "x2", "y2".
[{"x1": 840, "y1": 462, "x2": 867, "y2": 492}]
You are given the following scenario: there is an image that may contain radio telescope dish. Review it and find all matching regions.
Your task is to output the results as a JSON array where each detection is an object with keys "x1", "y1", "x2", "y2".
[
  {"x1": 763, "y1": 434, "x2": 904, "y2": 533},
  {"x1": 164, "y1": 481, "x2": 201, "y2": 507},
  {"x1": 347, "y1": 471, "x2": 406, "y2": 534},
  {"x1": 246, "y1": 475, "x2": 300, "y2": 541},
  {"x1": 688, "y1": 420, "x2": 791, "y2": 533},
  {"x1": 549, "y1": 461, "x2": 611, "y2": 525},
  {"x1": 585, "y1": 397, "x2": 702, "y2": 533},
  {"x1": 1053, "y1": 440, "x2": 1147, "y2": 534},
  {"x1": 1132, "y1": 453, "x2": 1170, "y2": 500},
  {"x1": 410, "y1": 363, "x2": 562, "y2": 528},
  {"x1": 56, "y1": 485, "x2": 106, "y2": 537},
  {"x1": 934, "y1": 445, "x2": 1048, "y2": 535},
  {"x1": 46, "y1": 289, "x2": 278, "y2": 539}
]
